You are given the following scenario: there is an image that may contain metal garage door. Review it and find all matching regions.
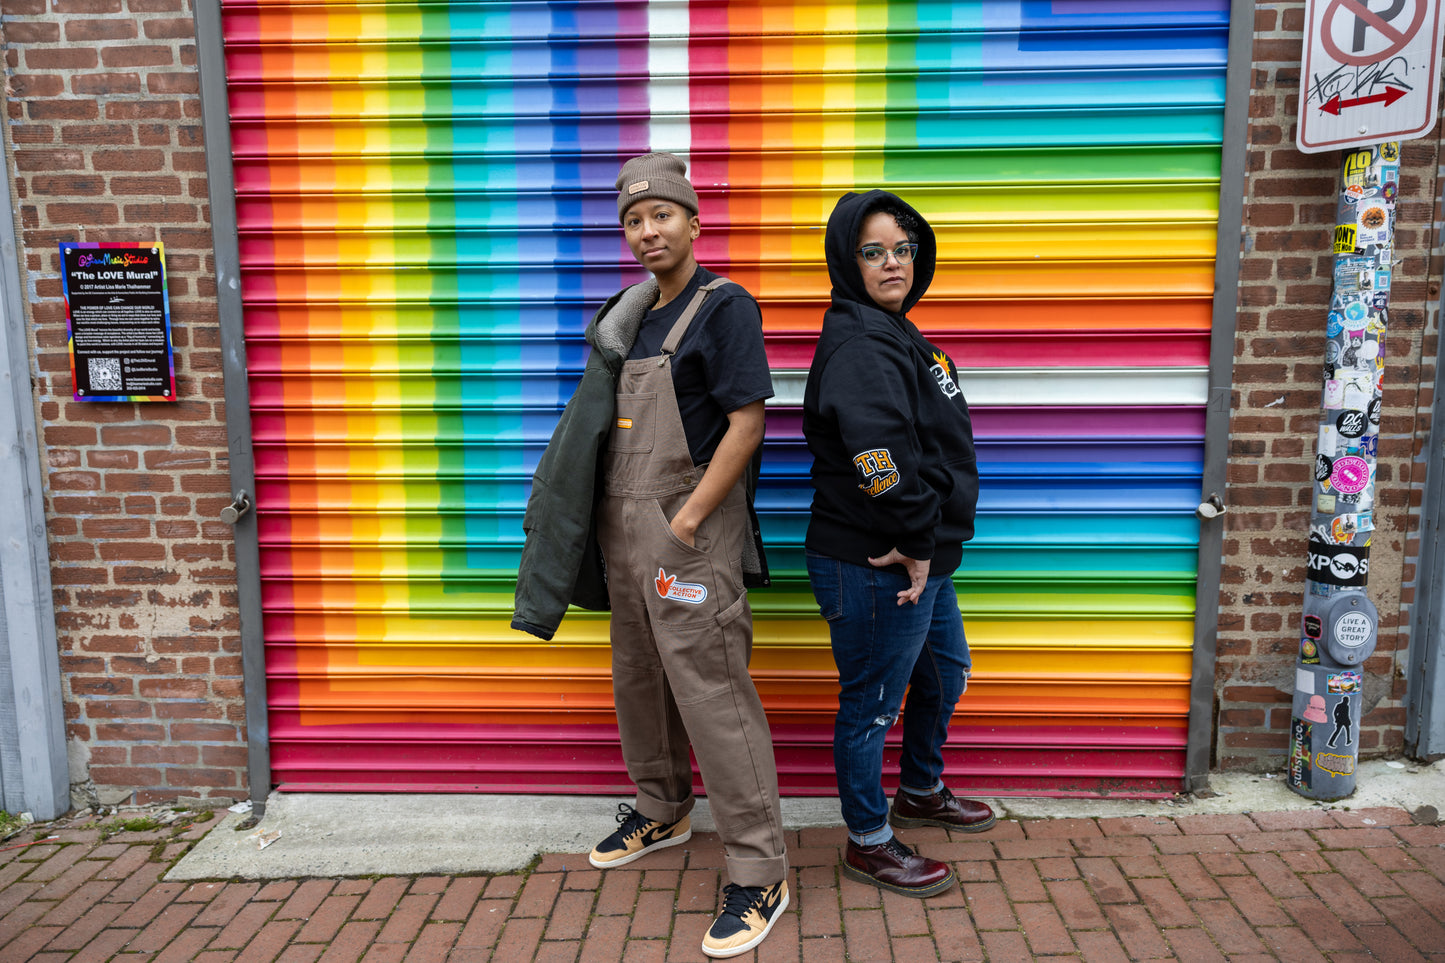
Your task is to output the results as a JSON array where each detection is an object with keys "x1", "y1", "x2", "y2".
[{"x1": 211, "y1": 0, "x2": 1233, "y2": 794}]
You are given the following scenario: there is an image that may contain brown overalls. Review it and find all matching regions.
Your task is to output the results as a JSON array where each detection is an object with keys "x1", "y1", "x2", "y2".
[{"x1": 596, "y1": 279, "x2": 787, "y2": 887}]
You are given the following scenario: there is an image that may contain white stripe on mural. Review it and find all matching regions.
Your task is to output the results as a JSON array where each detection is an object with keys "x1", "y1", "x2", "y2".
[
  {"x1": 648, "y1": 0, "x2": 690, "y2": 156},
  {"x1": 768, "y1": 368, "x2": 1211, "y2": 407}
]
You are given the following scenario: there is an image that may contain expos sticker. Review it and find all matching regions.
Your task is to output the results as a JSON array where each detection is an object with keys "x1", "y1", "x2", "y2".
[
  {"x1": 1330, "y1": 456, "x2": 1370, "y2": 494},
  {"x1": 1307, "y1": 535, "x2": 1370, "y2": 587}
]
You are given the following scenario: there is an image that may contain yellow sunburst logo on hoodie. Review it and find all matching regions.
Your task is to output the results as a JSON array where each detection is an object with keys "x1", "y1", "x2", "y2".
[{"x1": 930, "y1": 350, "x2": 961, "y2": 399}]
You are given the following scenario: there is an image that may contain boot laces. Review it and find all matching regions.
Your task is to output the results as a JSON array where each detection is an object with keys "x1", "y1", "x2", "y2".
[{"x1": 880, "y1": 836, "x2": 916, "y2": 861}]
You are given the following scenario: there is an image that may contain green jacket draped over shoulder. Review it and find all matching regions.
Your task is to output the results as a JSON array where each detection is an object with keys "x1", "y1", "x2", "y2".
[
  {"x1": 510, "y1": 278, "x2": 770, "y2": 642},
  {"x1": 509, "y1": 280, "x2": 657, "y2": 641}
]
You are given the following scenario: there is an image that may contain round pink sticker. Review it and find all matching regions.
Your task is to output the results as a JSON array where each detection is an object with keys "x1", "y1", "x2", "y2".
[{"x1": 1330, "y1": 456, "x2": 1370, "y2": 494}]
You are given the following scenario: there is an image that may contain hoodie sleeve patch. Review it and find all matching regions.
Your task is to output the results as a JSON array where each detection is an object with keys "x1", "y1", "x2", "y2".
[{"x1": 853, "y1": 448, "x2": 901, "y2": 497}]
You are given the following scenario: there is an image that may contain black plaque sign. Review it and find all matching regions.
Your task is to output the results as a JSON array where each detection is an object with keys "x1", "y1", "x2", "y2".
[{"x1": 60, "y1": 242, "x2": 176, "y2": 401}]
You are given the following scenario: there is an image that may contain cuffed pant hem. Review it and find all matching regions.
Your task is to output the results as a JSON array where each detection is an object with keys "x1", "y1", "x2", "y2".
[
  {"x1": 634, "y1": 789, "x2": 695, "y2": 825},
  {"x1": 724, "y1": 853, "x2": 789, "y2": 888},
  {"x1": 848, "y1": 823, "x2": 894, "y2": 847},
  {"x1": 899, "y1": 779, "x2": 944, "y2": 797}
]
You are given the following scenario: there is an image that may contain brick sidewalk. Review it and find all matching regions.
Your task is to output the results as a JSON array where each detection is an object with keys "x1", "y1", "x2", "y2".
[{"x1": 1, "y1": 806, "x2": 1442, "y2": 961}]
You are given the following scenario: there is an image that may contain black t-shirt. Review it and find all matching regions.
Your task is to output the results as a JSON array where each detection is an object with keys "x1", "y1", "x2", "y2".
[{"x1": 627, "y1": 266, "x2": 774, "y2": 465}]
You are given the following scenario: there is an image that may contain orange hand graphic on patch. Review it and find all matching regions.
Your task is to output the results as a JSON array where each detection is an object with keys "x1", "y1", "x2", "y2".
[{"x1": 654, "y1": 567, "x2": 708, "y2": 604}]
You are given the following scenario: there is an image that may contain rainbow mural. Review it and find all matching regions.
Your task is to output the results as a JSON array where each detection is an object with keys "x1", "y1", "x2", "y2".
[{"x1": 222, "y1": 0, "x2": 1229, "y2": 794}]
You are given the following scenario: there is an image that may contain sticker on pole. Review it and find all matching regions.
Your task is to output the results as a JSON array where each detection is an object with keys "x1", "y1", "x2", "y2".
[
  {"x1": 1299, "y1": 0, "x2": 1445, "y2": 152},
  {"x1": 1333, "y1": 609, "x2": 1373, "y2": 647},
  {"x1": 1330, "y1": 455, "x2": 1372, "y2": 493},
  {"x1": 1308, "y1": 535, "x2": 1371, "y2": 587}
]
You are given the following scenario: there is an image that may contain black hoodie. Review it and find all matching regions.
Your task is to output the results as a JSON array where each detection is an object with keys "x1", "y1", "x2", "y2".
[{"x1": 803, "y1": 190, "x2": 979, "y2": 575}]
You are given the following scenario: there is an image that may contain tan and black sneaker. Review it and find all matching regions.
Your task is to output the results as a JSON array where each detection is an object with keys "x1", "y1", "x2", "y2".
[
  {"x1": 587, "y1": 803, "x2": 691, "y2": 869},
  {"x1": 701, "y1": 880, "x2": 789, "y2": 958}
]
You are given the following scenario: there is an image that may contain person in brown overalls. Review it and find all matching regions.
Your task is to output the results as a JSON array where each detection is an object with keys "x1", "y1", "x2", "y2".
[{"x1": 584, "y1": 153, "x2": 789, "y2": 959}]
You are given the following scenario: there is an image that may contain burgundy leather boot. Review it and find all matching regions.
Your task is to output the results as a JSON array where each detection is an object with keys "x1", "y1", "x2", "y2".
[
  {"x1": 889, "y1": 786, "x2": 997, "y2": 832},
  {"x1": 842, "y1": 837, "x2": 956, "y2": 898}
]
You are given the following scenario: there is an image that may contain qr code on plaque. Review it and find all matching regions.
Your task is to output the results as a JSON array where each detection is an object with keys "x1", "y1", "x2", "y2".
[{"x1": 87, "y1": 357, "x2": 123, "y2": 391}]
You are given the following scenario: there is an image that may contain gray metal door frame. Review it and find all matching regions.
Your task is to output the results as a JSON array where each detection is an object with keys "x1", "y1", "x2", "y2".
[
  {"x1": 1406, "y1": 278, "x2": 1445, "y2": 761},
  {"x1": 1183, "y1": 0, "x2": 1254, "y2": 791},
  {"x1": 194, "y1": 0, "x2": 271, "y2": 812},
  {"x1": 0, "y1": 139, "x2": 69, "y2": 821}
]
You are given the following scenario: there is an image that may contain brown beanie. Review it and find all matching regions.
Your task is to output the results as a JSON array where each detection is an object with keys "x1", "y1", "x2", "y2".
[{"x1": 616, "y1": 152, "x2": 699, "y2": 222}]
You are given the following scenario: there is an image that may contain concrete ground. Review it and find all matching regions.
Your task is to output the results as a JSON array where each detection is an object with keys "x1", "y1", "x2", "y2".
[
  {"x1": 0, "y1": 760, "x2": 1441, "y2": 961},
  {"x1": 169, "y1": 758, "x2": 1445, "y2": 880}
]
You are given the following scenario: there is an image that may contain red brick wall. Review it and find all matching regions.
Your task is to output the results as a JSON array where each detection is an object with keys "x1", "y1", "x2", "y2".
[
  {"x1": 1, "y1": 0, "x2": 245, "y2": 804},
  {"x1": 1216, "y1": 2, "x2": 1442, "y2": 770},
  {"x1": 4, "y1": 0, "x2": 1436, "y2": 801}
]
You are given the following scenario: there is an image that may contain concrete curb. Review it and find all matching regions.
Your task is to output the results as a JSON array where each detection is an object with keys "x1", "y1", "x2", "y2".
[{"x1": 166, "y1": 759, "x2": 1445, "y2": 880}]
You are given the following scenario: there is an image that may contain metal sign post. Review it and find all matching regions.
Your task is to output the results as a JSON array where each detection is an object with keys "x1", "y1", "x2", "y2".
[
  {"x1": 1288, "y1": 144, "x2": 1398, "y2": 800},
  {"x1": 1289, "y1": 0, "x2": 1444, "y2": 801}
]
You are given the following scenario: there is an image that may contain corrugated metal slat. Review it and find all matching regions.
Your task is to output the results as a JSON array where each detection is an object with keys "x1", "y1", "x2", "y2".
[{"x1": 223, "y1": 0, "x2": 1229, "y2": 796}]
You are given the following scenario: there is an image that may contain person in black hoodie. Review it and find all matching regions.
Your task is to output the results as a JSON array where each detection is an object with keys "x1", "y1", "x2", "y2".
[{"x1": 803, "y1": 190, "x2": 995, "y2": 898}]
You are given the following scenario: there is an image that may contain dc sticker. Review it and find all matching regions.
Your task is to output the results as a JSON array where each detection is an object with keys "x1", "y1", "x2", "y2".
[
  {"x1": 1336, "y1": 410, "x2": 1367, "y2": 439},
  {"x1": 654, "y1": 567, "x2": 707, "y2": 604}
]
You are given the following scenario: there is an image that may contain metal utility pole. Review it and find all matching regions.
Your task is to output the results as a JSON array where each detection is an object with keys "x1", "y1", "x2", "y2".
[{"x1": 1287, "y1": 144, "x2": 1397, "y2": 800}]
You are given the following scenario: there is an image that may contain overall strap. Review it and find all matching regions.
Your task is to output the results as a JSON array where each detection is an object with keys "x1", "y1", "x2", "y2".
[{"x1": 659, "y1": 277, "x2": 733, "y2": 360}]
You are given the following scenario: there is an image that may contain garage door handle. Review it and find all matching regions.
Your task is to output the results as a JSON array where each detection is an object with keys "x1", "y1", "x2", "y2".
[
  {"x1": 1195, "y1": 493, "x2": 1226, "y2": 521},
  {"x1": 221, "y1": 490, "x2": 252, "y2": 525}
]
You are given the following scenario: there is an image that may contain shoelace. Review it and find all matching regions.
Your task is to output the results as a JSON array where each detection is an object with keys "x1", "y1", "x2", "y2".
[
  {"x1": 718, "y1": 882, "x2": 764, "y2": 919},
  {"x1": 879, "y1": 837, "x2": 916, "y2": 861},
  {"x1": 612, "y1": 803, "x2": 651, "y2": 838}
]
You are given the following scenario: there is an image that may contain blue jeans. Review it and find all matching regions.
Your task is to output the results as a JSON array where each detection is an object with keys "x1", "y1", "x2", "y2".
[{"x1": 806, "y1": 550, "x2": 971, "y2": 845}]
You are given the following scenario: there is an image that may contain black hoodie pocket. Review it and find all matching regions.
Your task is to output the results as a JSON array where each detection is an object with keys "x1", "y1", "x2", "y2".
[{"x1": 938, "y1": 454, "x2": 979, "y2": 535}]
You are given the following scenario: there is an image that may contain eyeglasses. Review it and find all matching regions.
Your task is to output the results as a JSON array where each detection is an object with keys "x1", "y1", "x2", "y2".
[{"x1": 856, "y1": 243, "x2": 919, "y2": 267}]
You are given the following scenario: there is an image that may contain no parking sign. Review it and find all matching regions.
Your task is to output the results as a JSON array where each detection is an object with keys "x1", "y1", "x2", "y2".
[{"x1": 1299, "y1": 0, "x2": 1445, "y2": 152}]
